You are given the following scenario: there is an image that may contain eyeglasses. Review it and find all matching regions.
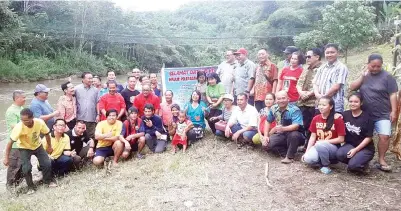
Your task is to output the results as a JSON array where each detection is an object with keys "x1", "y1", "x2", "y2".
[
  {"x1": 306, "y1": 55, "x2": 312, "y2": 59},
  {"x1": 55, "y1": 124, "x2": 66, "y2": 127}
]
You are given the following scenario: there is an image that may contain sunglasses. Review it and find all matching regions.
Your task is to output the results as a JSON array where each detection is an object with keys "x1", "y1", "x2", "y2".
[{"x1": 306, "y1": 55, "x2": 312, "y2": 59}]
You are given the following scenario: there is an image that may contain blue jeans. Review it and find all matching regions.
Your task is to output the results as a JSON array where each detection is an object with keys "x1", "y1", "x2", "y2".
[
  {"x1": 52, "y1": 155, "x2": 73, "y2": 176},
  {"x1": 230, "y1": 123, "x2": 257, "y2": 142},
  {"x1": 336, "y1": 144, "x2": 374, "y2": 171},
  {"x1": 305, "y1": 141, "x2": 338, "y2": 167},
  {"x1": 215, "y1": 130, "x2": 225, "y2": 137}
]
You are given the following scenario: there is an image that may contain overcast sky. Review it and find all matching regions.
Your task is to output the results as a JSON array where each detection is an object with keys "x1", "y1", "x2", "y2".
[{"x1": 112, "y1": 0, "x2": 194, "y2": 11}]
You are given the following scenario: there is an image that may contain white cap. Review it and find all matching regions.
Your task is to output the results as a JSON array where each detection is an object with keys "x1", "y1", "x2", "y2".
[{"x1": 223, "y1": 93, "x2": 234, "y2": 101}]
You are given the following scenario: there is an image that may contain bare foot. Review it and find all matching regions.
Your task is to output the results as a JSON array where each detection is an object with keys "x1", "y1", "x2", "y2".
[
  {"x1": 171, "y1": 149, "x2": 176, "y2": 154},
  {"x1": 112, "y1": 161, "x2": 119, "y2": 167}
]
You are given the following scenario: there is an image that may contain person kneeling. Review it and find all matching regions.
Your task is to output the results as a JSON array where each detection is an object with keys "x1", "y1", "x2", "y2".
[
  {"x1": 336, "y1": 93, "x2": 374, "y2": 173},
  {"x1": 93, "y1": 109, "x2": 124, "y2": 167},
  {"x1": 262, "y1": 91, "x2": 305, "y2": 164},
  {"x1": 224, "y1": 93, "x2": 258, "y2": 148},
  {"x1": 303, "y1": 97, "x2": 345, "y2": 174},
  {"x1": 43, "y1": 119, "x2": 73, "y2": 177},
  {"x1": 140, "y1": 104, "x2": 167, "y2": 153},
  {"x1": 121, "y1": 107, "x2": 146, "y2": 159},
  {"x1": 171, "y1": 111, "x2": 193, "y2": 153}
]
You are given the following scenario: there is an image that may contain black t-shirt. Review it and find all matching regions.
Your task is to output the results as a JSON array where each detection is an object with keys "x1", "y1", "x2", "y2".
[
  {"x1": 342, "y1": 110, "x2": 374, "y2": 151},
  {"x1": 121, "y1": 88, "x2": 140, "y2": 110},
  {"x1": 66, "y1": 129, "x2": 91, "y2": 153}
]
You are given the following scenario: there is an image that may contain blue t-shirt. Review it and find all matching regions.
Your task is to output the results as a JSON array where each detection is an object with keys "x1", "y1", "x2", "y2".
[
  {"x1": 30, "y1": 98, "x2": 55, "y2": 129},
  {"x1": 184, "y1": 101, "x2": 208, "y2": 128}
]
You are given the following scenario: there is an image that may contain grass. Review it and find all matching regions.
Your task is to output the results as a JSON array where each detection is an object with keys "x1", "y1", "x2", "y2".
[{"x1": 0, "y1": 45, "x2": 401, "y2": 210}]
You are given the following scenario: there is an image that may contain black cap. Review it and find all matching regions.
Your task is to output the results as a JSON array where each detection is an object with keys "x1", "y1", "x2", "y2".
[{"x1": 283, "y1": 46, "x2": 299, "y2": 54}]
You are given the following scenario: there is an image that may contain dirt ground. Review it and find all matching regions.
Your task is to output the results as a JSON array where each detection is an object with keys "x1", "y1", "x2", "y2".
[{"x1": 0, "y1": 132, "x2": 400, "y2": 211}]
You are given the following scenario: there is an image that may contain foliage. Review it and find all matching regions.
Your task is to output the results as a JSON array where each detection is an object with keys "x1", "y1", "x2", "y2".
[
  {"x1": 321, "y1": 1, "x2": 379, "y2": 62},
  {"x1": 294, "y1": 30, "x2": 327, "y2": 51}
]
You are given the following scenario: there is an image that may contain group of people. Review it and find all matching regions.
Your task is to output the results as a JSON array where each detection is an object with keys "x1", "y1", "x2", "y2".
[{"x1": 2, "y1": 43, "x2": 399, "y2": 195}]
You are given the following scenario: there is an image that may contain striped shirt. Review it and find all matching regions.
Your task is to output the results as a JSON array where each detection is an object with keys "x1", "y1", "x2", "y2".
[{"x1": 313, "y1": 60, "x2": 348, "y2": 112}]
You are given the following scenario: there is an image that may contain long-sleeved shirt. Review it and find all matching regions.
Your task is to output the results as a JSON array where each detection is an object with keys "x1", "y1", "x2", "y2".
[{"x1": 139, "y1": 115, "x2": 165, "y2": 137}]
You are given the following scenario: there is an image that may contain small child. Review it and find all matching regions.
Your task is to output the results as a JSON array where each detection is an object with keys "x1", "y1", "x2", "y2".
[{"x1": 171, "y1": 111, "x2": 193, "y2": 153}]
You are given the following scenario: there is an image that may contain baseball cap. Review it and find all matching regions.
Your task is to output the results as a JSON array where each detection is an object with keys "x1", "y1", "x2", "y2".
[
  {"x1": 234, "y1": 48, "x2": 248, "y2": 55},
  {"x1": 34, "y1": 84, "x2": 50, "y2": 93},
  {"x1": 283, "y1": 46, "x2": 299, "y2": 54},
  {"x1": 223, "y1": 93, "x2": 234, "y2": 101}
]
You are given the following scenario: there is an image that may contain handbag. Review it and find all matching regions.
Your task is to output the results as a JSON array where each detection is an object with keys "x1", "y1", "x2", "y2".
[
  {"x1": 192, "y1": 125, "x2": 204, "y2": 139},
  {"x1": 215, "y1": 120, "x2": 227, "y2": 131}
]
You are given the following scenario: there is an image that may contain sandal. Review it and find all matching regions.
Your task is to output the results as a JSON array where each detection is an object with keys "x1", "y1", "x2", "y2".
[{"x1": 374, "y1": 163, "x2": 392, "y2": 172}]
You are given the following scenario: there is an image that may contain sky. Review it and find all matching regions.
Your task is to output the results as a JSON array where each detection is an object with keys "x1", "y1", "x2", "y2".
[{"x1": 112, "y1": 0, "x2": 194, "y2": 12}]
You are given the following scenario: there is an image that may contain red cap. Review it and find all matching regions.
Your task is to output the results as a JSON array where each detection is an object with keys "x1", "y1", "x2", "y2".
[{"x1": 234, "y1": 48, "x2": 248, "y2": 55}]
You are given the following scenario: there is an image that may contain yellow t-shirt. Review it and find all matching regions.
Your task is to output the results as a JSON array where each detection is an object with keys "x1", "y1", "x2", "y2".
[
  {"x1": 42, "y1": 134, "x2": 71, "y2": 159},
  {"x1": 10, "y1": 118, "x2": 50, "y2": 150},
  {"x1": 95, "y1": 120, "x2": 122, "y2": 148}
]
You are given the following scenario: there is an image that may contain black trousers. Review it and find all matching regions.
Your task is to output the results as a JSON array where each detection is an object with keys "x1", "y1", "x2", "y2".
[
  {"x1": 206, "y1": 108, "x2": 222, "y2": 134},
  {"x1": 299, "y1": 106, "x2": 316, "y2": 147}
]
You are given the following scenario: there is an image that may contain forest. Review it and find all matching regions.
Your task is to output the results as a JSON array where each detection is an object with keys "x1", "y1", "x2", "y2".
[{"x1": 0, "y1": 0, "x2": 399, "y2": 82}]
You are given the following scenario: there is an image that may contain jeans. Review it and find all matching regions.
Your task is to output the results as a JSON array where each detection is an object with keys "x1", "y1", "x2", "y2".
[
  {"x1": 314, "y1": 141, "x2": 339, "y2": 167},
  {"x1": 145, "y1": 134, "x2": 166, "y2": 153},
  {"x1": 230, "y1": 123, "x2": 257, "y2": 142},
  {"x1": 20, "y1": 146, "x2": 53, "y2": 187},
  {"x1": 51, "y1": 155, "x2": 73, "y2": 176},
  {"x1": 207, "y1": 108, "x2": 222, "y2": 134},
  {"x1": 336, "y1": 144, "x2": 374, "y2": 171},
  {"x1": 265, "y1": 131, "x2": 305, "y2": 159},
  {"x1": 254, "y1": 101, "x2": 265, "y2": 112},
  {"x1": 215, "y1": 130, "x2": 225, "y2": 137}
]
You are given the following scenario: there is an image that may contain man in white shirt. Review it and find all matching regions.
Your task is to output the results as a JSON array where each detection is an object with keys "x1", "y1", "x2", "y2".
[
  {"x1": 216, "y1": 49, "x2": 237, "y2": 94},
  {"x1": 225, "y1": 93, "x2": 258, "y2": 148}
]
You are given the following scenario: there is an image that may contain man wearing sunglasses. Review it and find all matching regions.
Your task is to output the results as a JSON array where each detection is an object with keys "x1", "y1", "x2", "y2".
[{"x1": 216, "y1": 49, "x2": 237, "y2": 95}]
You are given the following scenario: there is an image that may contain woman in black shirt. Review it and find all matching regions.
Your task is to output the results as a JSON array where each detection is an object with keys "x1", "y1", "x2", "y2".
[{"x1": 336, "y1": 92, "x2": 374, "y2": 172}]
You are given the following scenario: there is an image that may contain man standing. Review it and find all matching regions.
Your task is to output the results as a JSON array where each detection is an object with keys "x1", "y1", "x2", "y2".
[
  {"x1": 159, "y1": 90, "x2": 175, "y2": 127},
  {"x1": 216, "y1": 49, "x2": 237, "y2": 94},
  {"x1": 98, "y1": 80, "x2": 126, "y2": 121},
  {"x1": 263, "y1": 91, "x2": 305, "y2": 164},
  {"x1": 132, "y1": 68, "x2": 142, "y2": 91},
  {"x1": 278, "y1": 46, "x2": 299, "y2": 71},
  {"x1": 121, "y1": 76, "x2": 140, "y2": 110},
  {"x1": 252, "y1": 48, "x2": 278, "y2": 111},
  {"x1": 149, "y1": 73, "x2": 162, "y2": 102},
  {"x1": 66, "y1": 120, "x2": 95, "y2": 167},
  {"x1": 225, "y1": 93, "x2": 258, "y2": 148},
  {"x1": 133, "y1": 84, "x2": 161, "y2": 117},
  {"x1": 107, "y1": 70, "x2": 124, "y2": 93},
  {"x1": 139, "y1": 104, "x2": 166, "y2": 153},
  {"x1": 30, "y1": 84, "x2": 59, "y2": 129},
  {"x1": 297, "y1": 48, "x2": 323, "y2": 149},
  {"x1": 313, "y1": 43, "x2": 348, "y2": 113},
  {"x1": 75, "y1": 72, "x2": 99, "y2": 139},
  {"x1": 4, "y1": 90, "x2": 25, "y2": 191},
  {"x1": 3, "y1": 108, "x2": 57, "y2": 194},
  {"x1": 233, "y1": 48, "x2": 256, "y2": 105}
]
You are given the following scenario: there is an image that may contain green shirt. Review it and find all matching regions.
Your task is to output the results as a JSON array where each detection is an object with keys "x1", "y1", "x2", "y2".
[
  {"x1": 5, "y1": 104, "x2": 23, "y2": 148},
  {"x1": 206, "y1": 83, "x2": 225, "y2": 109}
]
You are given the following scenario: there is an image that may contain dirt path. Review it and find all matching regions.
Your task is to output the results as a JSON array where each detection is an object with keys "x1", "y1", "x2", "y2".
[{"x1": 0, "y1": 135, "x2": 400, "y2": 210}]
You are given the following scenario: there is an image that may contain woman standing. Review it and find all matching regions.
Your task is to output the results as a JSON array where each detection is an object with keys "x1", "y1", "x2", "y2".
[
  {"x1": 184, "y1": 91, "x2": 209, "y2": 142},
  {"x1": 277, "y1": 52, "x2": 304, "y2": 103},
  {"x1": 56, "y1": 81, "x2": 77, "y2": 130},
  {"x1": 303, "y1": 96, "x2": 345, "y2": 174},
  {"x1": 336, "y1": 93, "x2": 374, "y2": 173},
  {"x1": 206, "y1": 73, "x2": 225, "y2": 133},
  {"x1": 350, "y1": 54, "x2": 398, "y2": 172},
  {"x1": 195, "y1": 71, "x2": 208, "y2": 105}
]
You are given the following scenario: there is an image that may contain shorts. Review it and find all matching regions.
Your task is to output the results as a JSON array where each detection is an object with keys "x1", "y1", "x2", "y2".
[
  {"x1": 172, "y1": 134, "x2": 188, "y2": 146},
  {"x1": 95, "y1": 146, "x2": 114, "y2": 158},
  {"x1": 374, "y1": 120, "x2": 392, "y2": 136}
]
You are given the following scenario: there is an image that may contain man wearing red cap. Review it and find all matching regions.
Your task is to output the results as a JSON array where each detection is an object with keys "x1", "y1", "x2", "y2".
[{"x1": 233, "y1": 48, "x2": 256, "y2": 105}]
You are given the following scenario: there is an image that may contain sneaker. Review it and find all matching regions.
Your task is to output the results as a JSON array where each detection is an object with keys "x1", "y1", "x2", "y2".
[
  {"x1": 48, "y1": 182, "x2": 58, "y2": 188},
  {"x1": 320, "y1": 167, "x2": 332, "y2": 174},
  {"x1": 281, "y1": 157, "x2": 293, "y2": 164},
  {"x1": 137, "y1": 153, "x2": 145, "y2": 159}
]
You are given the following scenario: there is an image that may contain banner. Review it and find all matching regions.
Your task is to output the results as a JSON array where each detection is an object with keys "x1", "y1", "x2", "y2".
[{"x1": 161, "y1": 66, "x2": 217, "y2": 108}]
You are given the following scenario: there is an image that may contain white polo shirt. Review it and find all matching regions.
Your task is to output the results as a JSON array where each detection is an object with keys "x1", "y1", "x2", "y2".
[{"x1": 228, "y1": 104, "x2": 258, "y2": 128}]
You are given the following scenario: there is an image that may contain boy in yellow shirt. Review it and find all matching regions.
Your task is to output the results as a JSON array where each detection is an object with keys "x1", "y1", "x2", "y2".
[
  {"x1": 43, "y1": 119, "x2": 74, "y2": 176},
  {"x1": 3, "y1": 108, "x2": 57, "y2": 194}
]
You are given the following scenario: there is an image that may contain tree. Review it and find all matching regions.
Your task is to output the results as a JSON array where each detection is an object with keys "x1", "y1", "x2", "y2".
[
  {"x1": 293, "y1": 30, "x2": 327, "y2": 51},
  {"x1": 321, "y1": 1, "x2": 379, "y2": 63}
]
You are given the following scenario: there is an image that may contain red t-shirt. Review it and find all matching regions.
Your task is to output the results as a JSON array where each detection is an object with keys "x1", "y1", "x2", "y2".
[
  {"x1": 279, "y1": 66, "x2": 303, "y2": 102},
  {"x1": 123, "y1": 118, "x2": 142, "y2": 144},
  {"x1": 98, "y1": 93, "x2": 126, "y2": 120},
  {"x1": 133, "y1": 93, "x2": 161, "y2": 117},
  {"x1": 309, "y1": 115, "x2": 346, "y2": 141}
]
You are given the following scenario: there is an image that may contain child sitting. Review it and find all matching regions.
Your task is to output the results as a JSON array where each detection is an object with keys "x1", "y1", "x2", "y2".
[{"x1": 171, "y1": 111, "x2": 193, "y2": 153}]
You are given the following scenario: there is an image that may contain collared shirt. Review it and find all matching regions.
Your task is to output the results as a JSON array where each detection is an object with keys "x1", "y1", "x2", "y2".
[
  {"x1": 297, "y1": 62, "x2": 322, "y2": 107},
  {"x1": 66, "y1": 129, "x2": 90, "y2": 153},
  {"x1": 10, "y1": 118, "x2": 50, "y2": 150},
  {"x1": 233, "y1": 59, "x2": 256, "y2": 95},
  {"x1": 98, "y1": 93, "x2": 126, "y2": 121},
  {"x1": 313, "y1": 60, "x2": 348, "y2": 112},
  {"x1": 216, "y1": 61, "x2": 237, "y2": 94},
  {"x1": 56, "y1": 95, "x2": 77, "y2": 123},
  {"x1": 30, "y1": 98, "x2": 55, "y2": 129},
  {"x1": 42, "y1": 133, "x2": 71, "y2": 159},
  {"x1": 75, "y1": 84, "x2": 99, "y2": 122},
  {"x1": 133, "y1": 93, "x2": 161, "y2": 117},
  {"x1": 95, "y1": 120, "x2": 123, "y2": 148},
  {"x1": 228, "y1": 104, "x2": 258, "y2": 128},
  {"x1": 267, "y1": 104, "x2": 303, "y2": 127},
  {"x1": 5, "y1": 104, "x2": 23, "y2": 148},
  {"x1": 254, "y1": 62, "x2": 278, "y2": 101}
]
